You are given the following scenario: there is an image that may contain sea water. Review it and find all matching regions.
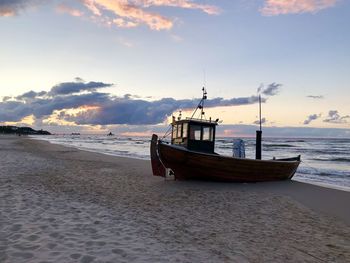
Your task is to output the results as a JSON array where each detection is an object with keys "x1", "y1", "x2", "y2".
[{"x1": 32, "y1": 135, "x2": 350, "y2": 191}]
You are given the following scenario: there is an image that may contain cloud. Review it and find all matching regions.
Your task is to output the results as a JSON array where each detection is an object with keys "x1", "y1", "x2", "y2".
[
  {"x1": 0, "y1": 0, "x2": 41, "y2": 16},
  {"x1": 0, "y1": 79, "x2": 277, "y2": 125},
  {"x1": 0, "y1": 79, "x2": 112, "y2": 122},
  {"x1": 307, "y1": 95, "x2": 324, "y2": 99},
  {"x1": 15, "y1": 90, "x2": 46, "y2": 101},
  {"x1": 253, "y1": 117, "x2": 267, "y2": 125},
  {"x1": 1, "y1": 96, "x2": 12, "y2": 102},
  {"x1": 64, "y1": 95, "x2": 264, "y2": 125},
  {"x1": 261, "y1": 0, "x2": 338, "y2": 16},
  {"x1": 137, "y1": 0, "x2": 221, "y2": 15},
  {"x1": 49, "y1": 80, "x2": 113, "y2": 96},
  {"x1": 81, "y1": 0, "x2": 219, "y2": 30},
  {"x1": 324, "y1": 110, "x2": 350, "y2": 124},
  {"x1": 257, "y1": 82, "x2": 282, "y2": 96},
  {"x1": 0, "y1": 101, "x2": 25, "y2": 122},
  {"x1": 56, "y1": 3, "x2": 84, "y2": 17},
  {"x1": 303, "y1": 113, "x2": 321, "y2": 125},
  {"x1": 82, "y1": 0, "x2": 172, "y2": 30},
  {"x1": 1, "y1": 0, "x2": 220, "y2": 30}
]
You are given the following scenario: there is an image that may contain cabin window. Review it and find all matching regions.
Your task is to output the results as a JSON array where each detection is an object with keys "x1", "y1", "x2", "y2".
[
  {"x1": 202, "y1": 127, "x2": 213, "y2": 141},
  {"x1": 182, "y1": 123, "x2": 188, "y2": 138},
  {"x1": 177, "y1": 124, "x2": 182, "y2": 138},
  {"x1": 172, "y1": 125, "x2": 177, "y2": 139},
  {"x1": 190, "y1": 125, "x2": 202, "y2": 140}
]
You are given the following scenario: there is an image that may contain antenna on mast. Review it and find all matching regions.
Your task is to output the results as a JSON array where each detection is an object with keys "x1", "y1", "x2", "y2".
[
  {"x1": 203, "y1": 69, "x2": 207, "y2": 90},
  {"x1": 259, "y1": 94, "x2": 262, "y2": 132}
]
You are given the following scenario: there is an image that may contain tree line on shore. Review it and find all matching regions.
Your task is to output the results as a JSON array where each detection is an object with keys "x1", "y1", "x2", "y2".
[{"x1": 0, "y1": 126, "x2": 51, "y2": 135}]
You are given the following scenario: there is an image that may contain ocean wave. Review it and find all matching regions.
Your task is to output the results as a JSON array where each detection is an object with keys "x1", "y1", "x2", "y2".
[
  {"x1": 311, "y1": 158, "x2": 350, "y2": 163},
  {"x1": 296, "y1": 149, "x2": 346, "y2": 155},
  {"x1": 264, "y1": 144, "x2": 296, "y2": 148},
  {"x1": 297, "y1": 167, "x2": 350, "y2": 177}
]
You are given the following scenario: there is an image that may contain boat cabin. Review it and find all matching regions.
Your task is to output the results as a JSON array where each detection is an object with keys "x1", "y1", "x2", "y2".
[{"x1": 171, "y1": 118, "x2": 217, "y2": 153}]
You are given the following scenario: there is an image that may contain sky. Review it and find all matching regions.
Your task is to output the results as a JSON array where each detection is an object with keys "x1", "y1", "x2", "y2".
[{"x1": 0, "y1": 0, "x2": 349, "y2": 137}]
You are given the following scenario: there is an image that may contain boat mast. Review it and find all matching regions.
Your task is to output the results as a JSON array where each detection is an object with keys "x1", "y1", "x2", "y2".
[
  {"x1": 191, "y1": 87, "x2": 207, "y2": 120},
  {"x1": 259, "y1": 94, "x2": 262, "y2": 132}
]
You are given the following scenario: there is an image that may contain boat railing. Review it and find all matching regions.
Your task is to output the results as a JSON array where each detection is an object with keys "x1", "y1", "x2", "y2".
[{"x1": 185, "y1": 117, "x2": 217, "y2": 124}]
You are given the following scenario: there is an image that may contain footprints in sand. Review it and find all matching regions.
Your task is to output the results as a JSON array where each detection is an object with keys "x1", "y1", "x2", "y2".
[
  {"x1": 112, "y1": 248, "x2": 128, "y2": 257},
  {"x1": 80, "y1": 255, "x2": 96, "y2": 263},
  {"x1": 1, "y1": 179, "x2": 165, "y2": 263},
  {"x1": 11, "y1": 251, "x2": 34, "y2": 260},
  {"x1": 9, "y1": 224, "x2": 22, "y2": 232}
]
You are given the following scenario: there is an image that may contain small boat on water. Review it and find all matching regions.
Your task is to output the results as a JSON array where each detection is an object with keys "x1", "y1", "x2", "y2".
[{"x1": 150, "y1": 88, "x2": 301, "y2": 182}]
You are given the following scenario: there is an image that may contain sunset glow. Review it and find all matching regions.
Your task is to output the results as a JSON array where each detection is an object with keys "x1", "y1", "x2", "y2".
[{"x1": 0, "y1": 0, "x2": 349, "y2": 137}]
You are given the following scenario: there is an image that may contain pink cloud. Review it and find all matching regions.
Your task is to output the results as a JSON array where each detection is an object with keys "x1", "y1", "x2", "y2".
[
  {"x1": 82, "y1": 0, "x2": 173, "y2": 30},
  {"x1": 137, "y1": 0, "x2": 221, "y2": 15},
  {"x1": 81, "y1": 0, "x2": 219, "y2": 30},
  {"x1": 261, "y1": 0, "x2": 338, "y2": 16},
  {"x1": 56, "y1": 4, "x2": 84, "y2": 17},
  {"x1": 0, "y1": 8, "x2": 15, "y2": 17},
  {"x1": 0, "y1": 0, "x2": 219, "y2": 30},
  {"x1": 0, "y1": 0, "x2": 38, "y2": 17}
]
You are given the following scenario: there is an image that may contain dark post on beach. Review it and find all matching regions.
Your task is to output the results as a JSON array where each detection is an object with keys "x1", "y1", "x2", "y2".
[
  {"x1": 256, "y1": 94, "x2": 262, "y2": 160},
  {"x1": 256, "y1": 130, "x2": 262, "y2": 160}
]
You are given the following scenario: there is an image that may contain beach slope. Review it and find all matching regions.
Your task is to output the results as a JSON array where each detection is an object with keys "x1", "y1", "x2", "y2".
[{"x1": 1, "y1": 136, "x2": 349, "y2": 262}]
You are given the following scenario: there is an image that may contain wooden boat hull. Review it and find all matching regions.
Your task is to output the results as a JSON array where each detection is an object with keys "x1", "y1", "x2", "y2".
[{"x1": 151, "y1": 135, "x2": 300, "y2": 182}]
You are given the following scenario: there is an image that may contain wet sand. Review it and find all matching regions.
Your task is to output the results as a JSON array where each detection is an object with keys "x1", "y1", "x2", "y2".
[{"x1": 1, "y1": 135, "x2": 349, "y2": 262}]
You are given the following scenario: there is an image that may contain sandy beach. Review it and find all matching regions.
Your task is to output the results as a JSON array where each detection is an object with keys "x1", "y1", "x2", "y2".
[{"x1": 1, "y1": 135, "x2": 349, "y2": 262}]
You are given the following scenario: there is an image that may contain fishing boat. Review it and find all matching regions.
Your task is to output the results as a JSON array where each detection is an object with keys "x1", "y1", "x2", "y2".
[{"x1": 150, "y1": 88, "x2": 300, "y2": 182}]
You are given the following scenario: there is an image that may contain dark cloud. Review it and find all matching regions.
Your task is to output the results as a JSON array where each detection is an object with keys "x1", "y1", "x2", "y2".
[
  {"x1": 303, "y1": 114, "x2": 321, "y2": 125},
  {"x1": 75, "y1": 77, "x2": 84, "y2": 82},
  {"x1": 0, "y1": 100, "x2": 33, "y2": 122},
  {"x1": 16, "y1": 90, "x2": 47, "y2": 100},
  {"x1": 324, "y1": 110, "x2": 350, "y2": 124},
  {"x1": 0, "y1": 79, "x2": 112, "y2": 122},
  {"x1": 0, "y1": 0, "x2": 41, "y2": 16},
  {"x1": 49, "y1": 81, "x2": 113, "y2": 96},
  {"x1": 65, "y1": 95, "x2": 263, "y2": 125},
  {"x1": 253, "y1": 117, "x2": 266, "y2": 125},
  {"x1": 307, "y1": 95, "x2": 324, "y2": 99},
  {"x1": 257, "y1": 83, "x2": 282, "y2": 96},
  {"x1": 0, "y1": 79, "x2": 280, "y2": 125},
  {"x1": 123, "y1": 94, "x2": 142, "y2": 99},
  {"x1": 1, "y1": 96, "x2": 12, "y2": 102}
]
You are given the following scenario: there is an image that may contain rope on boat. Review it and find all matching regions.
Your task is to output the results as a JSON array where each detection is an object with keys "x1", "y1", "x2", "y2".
[{"x1": 161, "y1": 125, "x2": 172, "y2": 140}]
